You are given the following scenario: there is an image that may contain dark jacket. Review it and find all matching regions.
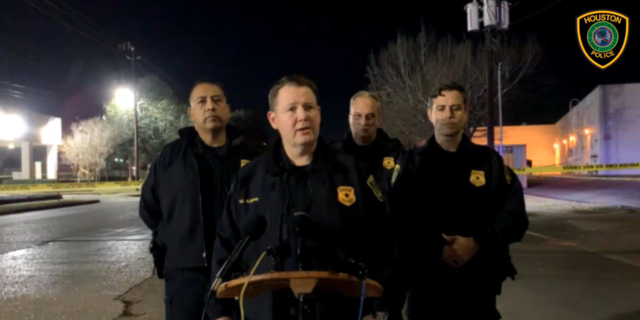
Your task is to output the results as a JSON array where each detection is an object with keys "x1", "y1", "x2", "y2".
[
  {"x1": 331, "y1": 129, "x2": 405, "y2": 194},
  {"x1": 389, "y1": 134, "x2": 529, "y2": 293},
  {"x1": 207, "y1": 138, "x2": 398, "y2": 320},
  {"x1": 139, "y1": 126, "x2": 265, "y2": 270}
]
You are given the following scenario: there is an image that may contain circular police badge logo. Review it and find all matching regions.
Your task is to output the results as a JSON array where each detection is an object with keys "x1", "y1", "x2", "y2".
[
  {"x1": 587, "y1": 21, "x2": 618, "y2": 52},
  {"x1": 576, "y1": 10, "x2": 629, "y2": 69}
]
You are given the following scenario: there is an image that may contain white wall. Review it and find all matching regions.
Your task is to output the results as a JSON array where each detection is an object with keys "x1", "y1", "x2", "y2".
[
  {"x1": 555, "y1": 87, "x2": 602, "y2": 168},
  {"x1": 601, "y1": 83, "x2": 640, "y2": 175}
]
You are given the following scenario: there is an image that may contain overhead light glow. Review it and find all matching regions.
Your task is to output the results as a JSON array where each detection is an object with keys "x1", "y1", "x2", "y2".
[
  {"x1": 114, "y1": 87, "x2": 135, "y2": 110},
  {"x1": 0, "y1": 113, "x2": 27, "y2": 141}
]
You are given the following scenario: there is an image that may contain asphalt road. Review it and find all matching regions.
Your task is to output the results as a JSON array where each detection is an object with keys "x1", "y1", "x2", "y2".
[
  {"x1": 0, "y1": 195, "x2": 152, "y2": 320},
  {"x1": 1, "y1": 194, "x2": 640, "y2": 320},
  {"x1": 526, "y1": 176, "x2": 640, "y2": 208}
]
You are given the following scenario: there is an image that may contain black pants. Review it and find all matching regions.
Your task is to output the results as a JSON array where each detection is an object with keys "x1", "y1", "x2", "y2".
[
  {"x1": 406, "y1": 290, "x2": 500, "y2": 319},
  {"x1": 405, "y1": 277, "x2": 501, "y2": 320},
  {"x1": 164, "y1": 267, "x2": 211, "y2": 320}
]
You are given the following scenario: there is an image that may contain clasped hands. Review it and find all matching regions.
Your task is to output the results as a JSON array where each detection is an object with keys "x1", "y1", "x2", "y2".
[{"x1": 441, "y1": 234, "x2": 479, "y2": 268}]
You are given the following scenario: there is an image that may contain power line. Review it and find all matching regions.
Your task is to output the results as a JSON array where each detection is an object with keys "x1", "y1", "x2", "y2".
[
  {"x1": 0, "y1": 81, "x2": 61, "y2": 96},
  {"x1": 20, "y1": 0, "x2": 183, "y2": 92},
  {"x1": 511, "y1": 0, "x2": 525, "y2": 9},
  {"x1": 43, "y1": 0, "x2": 184, "y2": 91},
  {"x1": 0, "y1": 48, "x2": 72, "y2": 79},
  {"x1": 44, "y1": 0, "x2": 123, "y2": 44},
  {"x1": 19, "y1": 0, "x2": 126, "y2": 58},
  {"x1": 512, "y1": 0, "x2": 565, "y2": 25}
]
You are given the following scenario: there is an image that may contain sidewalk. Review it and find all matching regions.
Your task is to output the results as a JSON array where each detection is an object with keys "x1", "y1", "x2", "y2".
[
  {"x1": 114, "y1": 195, "x2": 640, "y2": 320},
  {"x1": 525, "y1": 195, "x2": 640, "y2": 268}
]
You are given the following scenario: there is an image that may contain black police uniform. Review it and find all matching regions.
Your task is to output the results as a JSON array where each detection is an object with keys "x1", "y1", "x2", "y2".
[
  {"x1": 139, "y1": 125, "x2": 264, "y2": 320},
  {"x1": 388, "y1": 134, "x2": 529, "y2": 320},
  {"x1": 331, "y1": 128, "x2": 405, "y2": 194},
  {"x1": 206, "y1": 138, "x2": 397, "y2": 320}
]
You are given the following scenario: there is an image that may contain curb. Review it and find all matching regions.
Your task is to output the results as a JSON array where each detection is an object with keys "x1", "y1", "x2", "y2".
[
  {"x1": 0, "y1": 199, "x2": 101, "y2": 216},
  {"x1": 0, "y1": 194, "x2": 62, "y2": 205}
]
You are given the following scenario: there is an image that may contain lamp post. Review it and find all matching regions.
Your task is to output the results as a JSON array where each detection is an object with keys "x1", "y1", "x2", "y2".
[
  {"x1": 114, "y1": 87, "x2": 139, "y2": 181},
  {"x1": 497, "y1": 62, "x2": 504, "y2": 155},
  {"x1": 465, "y1": 0, "x2": 511, "y2": 149},
  {"x1": 118, "y1": 41, "x2": 141, "y2": 181}
]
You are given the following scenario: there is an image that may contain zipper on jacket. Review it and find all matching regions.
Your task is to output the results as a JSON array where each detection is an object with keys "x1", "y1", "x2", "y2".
[
  {"x1": 199, "y1": 193, "x2": 207, "y2": 267},
  {"x1": 281, "y1": 172, "x2": 289, "y2": 243},
  {"x1": 191, "y1": 151, "x2": 208, "y2": 267}
]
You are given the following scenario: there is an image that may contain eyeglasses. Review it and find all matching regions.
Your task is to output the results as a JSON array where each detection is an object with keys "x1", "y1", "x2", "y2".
[{"x1": 349, "y1": 113, "x2": 377, "y2": 122}]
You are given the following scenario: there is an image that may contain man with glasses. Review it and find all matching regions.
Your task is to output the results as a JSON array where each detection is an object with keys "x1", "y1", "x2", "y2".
[
  {"x1": 331, "y1": 90, "x2": 406, "y2": 319},
  {"x1": 332, "y1": 91, "x2": 404, "y2": 195}
]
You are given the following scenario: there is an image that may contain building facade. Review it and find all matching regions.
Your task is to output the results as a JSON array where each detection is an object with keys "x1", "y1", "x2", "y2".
[
  {"x1": 0, "y1": 106, "x2": 61, "y2": 180},
  {"x1": 472, "y1": 83, "x2": 640, "y2": 176}
]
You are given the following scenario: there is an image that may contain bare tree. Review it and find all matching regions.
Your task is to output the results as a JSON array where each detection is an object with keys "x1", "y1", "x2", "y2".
[
  {"x1": 367, "y1": 26, "x2": 541, "y2": 147},
  {"x1": 60, "y1": 117, "x2": 119, "y2": 181}
]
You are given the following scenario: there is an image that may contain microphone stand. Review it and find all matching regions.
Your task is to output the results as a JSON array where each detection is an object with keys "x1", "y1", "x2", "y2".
[{"x1": 296, "y1": 234, "x2": 310, "y2": 320}]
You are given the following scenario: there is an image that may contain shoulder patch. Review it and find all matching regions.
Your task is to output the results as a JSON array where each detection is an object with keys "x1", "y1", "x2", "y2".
[
  {"x1": 382, "y1": 157, "x2": 395, "y2": 169},
  {"x1": 366, "y1": 175, "x2": 384, "y2": 202},
  {"x1": 240, "y1": 159, "x2": 250, "y2": 167},
  {"x1": 337, "y1": 186, "x2": 356, "y2": 206}
]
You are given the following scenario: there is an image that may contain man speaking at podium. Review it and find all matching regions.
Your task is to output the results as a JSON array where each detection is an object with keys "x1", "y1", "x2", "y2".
[{"x1": 206, "y1": 75, "x2": 397, "y2": 320}]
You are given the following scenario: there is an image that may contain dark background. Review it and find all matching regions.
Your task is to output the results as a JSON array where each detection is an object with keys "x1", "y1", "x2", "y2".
[{"x1": 1, "y1": 0, "x2": 638, "y2": 140}]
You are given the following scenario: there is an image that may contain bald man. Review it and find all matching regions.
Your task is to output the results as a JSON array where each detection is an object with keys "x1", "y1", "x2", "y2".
[
  {"x1": 331, "y1": 91, "x2": 404, "y2": 194},
  {"x1": 331, "y1": 91, "x2": 406, "y2": 319}
]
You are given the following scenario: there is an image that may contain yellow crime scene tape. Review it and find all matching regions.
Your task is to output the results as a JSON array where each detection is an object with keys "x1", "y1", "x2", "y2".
[
  {"x1": 511, "y1": 162, "x2": 640, "y2": 174},
  {"x1": 0, "y1": 181, "x2": 142, "y2": 193}
]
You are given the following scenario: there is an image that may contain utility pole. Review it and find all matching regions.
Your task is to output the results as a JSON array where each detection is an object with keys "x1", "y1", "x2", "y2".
[
  {"x1": 497, "y1": 62, "x2": 504, "y2": 155},
  {"x1": 486, "y1": 28, "x2": 496, "y2": 149},
  {"x1": 465, "y1": 0, "x2": 510, "y2": 150},
  {"x1": 119, "y1": 42, "x2": 141, "y2": 180}
]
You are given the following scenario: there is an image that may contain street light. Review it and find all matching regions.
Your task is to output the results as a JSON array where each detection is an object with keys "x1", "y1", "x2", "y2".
[
  {"x1": 115, "y1": 88, "x2": 135, "y2": 110},
  {"x1": 114, "y1": 87, "x2": 139, "y2": 181},
  {"x1": 0, "y1": 113, "x2": 27, "y2": 141}
]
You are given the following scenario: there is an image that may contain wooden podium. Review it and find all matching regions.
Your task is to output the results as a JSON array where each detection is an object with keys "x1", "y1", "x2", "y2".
[{"x1": 216, "y1": 270, "x2": 383, "y2": 299}]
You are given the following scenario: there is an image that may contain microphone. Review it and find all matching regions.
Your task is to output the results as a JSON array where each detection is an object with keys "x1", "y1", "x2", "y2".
[
  {"x1": 266, "y1": 243, "x2": 291, "y2": 271},
  {"x1": 210, "y1": 214, "x2": 267, "y2": 291},
  {"x1": 293, "y1": 212, "x2": 309, "y2": 270}
]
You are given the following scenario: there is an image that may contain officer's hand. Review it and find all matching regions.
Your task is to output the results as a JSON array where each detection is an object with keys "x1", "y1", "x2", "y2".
[
  {"x1": 442, "y1": 234, "x2": 479, "y2": 267},
  {"x1": 441, "y1": 244, "x2": 457, "y2": 263}
]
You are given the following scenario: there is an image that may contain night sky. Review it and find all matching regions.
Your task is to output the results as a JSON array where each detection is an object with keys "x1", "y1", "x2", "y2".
[{"x1": 1, "y1": 0, "x2": 639, "y2": 140}]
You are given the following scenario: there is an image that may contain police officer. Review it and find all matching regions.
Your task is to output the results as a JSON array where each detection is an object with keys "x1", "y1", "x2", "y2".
[
  {"x1": 139, "y1": 80, "x2": 264, "y2": 320},
  {"x1": 389, "y1": 82, "x2": 529, "y2": 319},
  {"x1": 332, "y1": 91, "x2": 404, "y2": 194},
  {"x1": 331, "y1": 92, "x2": 406, "y2": 317},
  {"x1": 206, "y1": 75, "x2": 397, "y2": 320}
]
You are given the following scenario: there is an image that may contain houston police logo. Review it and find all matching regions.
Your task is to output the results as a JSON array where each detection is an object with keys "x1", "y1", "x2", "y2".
[{"x1": 577, "y1": 10, "x2": 629, "y2": 69}]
